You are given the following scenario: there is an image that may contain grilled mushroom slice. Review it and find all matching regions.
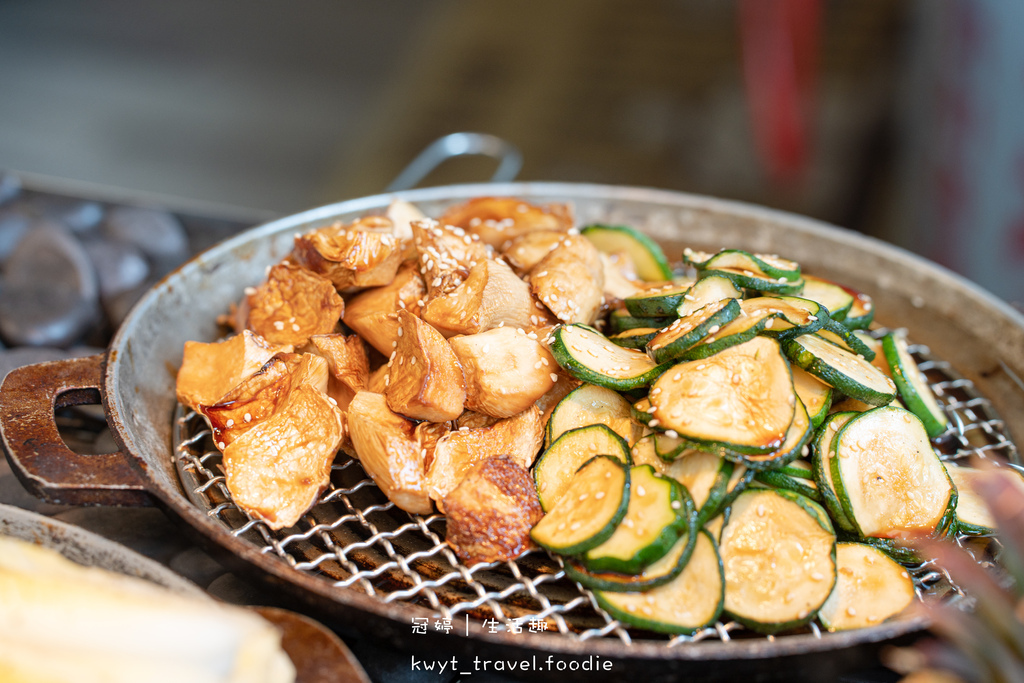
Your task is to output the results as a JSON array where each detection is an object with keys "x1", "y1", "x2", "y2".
[
  {"x1": 449, "y1": 326, "x2": 557, "y2": 418},
  {"x1": 222, "y1": 381, "x2": 344, "y2": 530},
  {"x1": 343, "y1": 261, "x2": 426, "y2": 356},
  {"x1": 530, "y1": 235, "x2": 605, "y2": 325},
  {"x1": 176, "y1": 330, "x2": 281, "y2": 412},
  {"x1": 599, "y1": 252, "x2": 644, "y2": 301},
  {"x1": 412, "y1": 218, "x2": 490, "y2": 300},
  {"x1": 385, "y1": 198, "x2": 422, "y2": 244},
  {"x1": 501, "y1": 230, "x2": 569, "y2": 274},
  {"x1": 438, "y1": 197, "x2": 573, "y2": 249},
  {"x1": 426, "y1": 406, "x2": 544, "y2": 509},
  {"x1": 307, "y1": 334, "x2": 369, "y2": 410},
  {"x1": 347, "y1": 391, "x2": 433, "y2": 515},
  {"x1": 291, "y1": 216, "x2": 404, "y2": 291},
  {"x1": 420, "y1": 257, "x2": 538, "y2": 337},
  {"x1": 443, "y1": 454, "x2": 544, "y2": 565},
  {"x1": 246, "y1": 263, "x2": 343, "y2": 347},
  {"x1": 384, "y1": 310, "x2": 465, "y2": 422}
]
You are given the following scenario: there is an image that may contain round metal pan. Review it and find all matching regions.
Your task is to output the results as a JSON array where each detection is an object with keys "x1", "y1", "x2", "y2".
[{"x1": 3, "y1": 183, "x2": 1022, "y2": 680}]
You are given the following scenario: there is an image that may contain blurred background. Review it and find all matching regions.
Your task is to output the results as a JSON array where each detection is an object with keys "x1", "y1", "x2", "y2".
[{"x1": 1, "y1": 0, "x2": 1022, "y2": 305}]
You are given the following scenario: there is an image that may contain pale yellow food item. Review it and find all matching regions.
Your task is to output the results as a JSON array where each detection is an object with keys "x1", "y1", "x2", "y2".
[
  {"x1": 245, "y1": 263, "x2": 343, "y2": 347},
  {"x1": 176, "y1": 330, "x2": 281, "y2": 412},
  {"x1": 385, "y1": 310, "x2": 466, "y2": 423},
  {"x1": 291, "y1": 215, "x2": 405, "y2": 290}
]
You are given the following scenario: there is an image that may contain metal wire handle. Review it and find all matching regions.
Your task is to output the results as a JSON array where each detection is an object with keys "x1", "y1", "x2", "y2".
[{"x1": 385, "y1": 133, "x2": 523, "y2": 192}]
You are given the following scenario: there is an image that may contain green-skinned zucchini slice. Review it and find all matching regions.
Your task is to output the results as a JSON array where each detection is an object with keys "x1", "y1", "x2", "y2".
[
  {"x1": 677, "y1": 305, "x2": 777, "y2": 360},
  {"x1": 649, "y1": 337, "x2": 796, "y2": 455},
  {"x1": 812, "y1": 412, "x2": 858, "y2": 534},
  {"x1": 581, "y1": 224, "x2": 673, "y2": 281},
  {"x1": 629, "y1": 435, "x2": 669, "y2": 474},
  {"x1": 792, "y1": 366, "x2": 833, "y2": 428},
  {"x1": 737, "y1": 398, "x2": 813, "y2": 470},
  {"x1": 609, "y1": 308, "x2": 673, "y2": 334},
  {"x1": 755, "y1": 458, "x2": 822, "y2": 503},
  {"x1": 530, "y1": 455, "x2": 630, "y2": 555},
  {"x1": 535, "y1": 424, "x2": 632, "y2": 511},
  {"x1": 582, "y1": 466, "x2": 695, "y2": 574},
  {"x1": 741, "y1": 296, "x2": 827, "y2": 340},
  {"x1": 881, "y1": 330, "x2": 948, "y2": 438},
  {"x1": 550, "y1": 324, "x2": 670, "y2": 391},
  {"x1": 815, "y1": 320, "x2": 876, "y2": 361},
  {"x1": 676, "y1": 275, "x2": 744, "y2": 318},
  {"x1": 944, "y1": 463, "x2": 1000, "y2": 535},
  {"x1": 546, "y1": 383, "x2": 638, "y2": 447},
  {"x1": 646, "y1": 299, "x2": 741, "y2": 363},
  {"x1": 800, "y1": 275, "x2": 854, "y2": 321},
  {"x1": 565, "y1": 529, "x2": 698, "y2": 592},
  {"x1": 818, "y1": 542, "x2": 915, "y2": 631},
  {"x1": 609, "y1": 327, "x2": 661, "y2": 350},
  {"x1": 684, "y1": 248, "x2": 801, "y2": 280},
  {"x1": 720, "y1": 488, "x2": 836, "y2": 633},
  {"x1": 595, "y1": 530, "x2": 724, "y2": 633},
  {"x1": 699, "y1": 267, "x2": 804, "y2": 296},
  {"x1": 830, "y1": 406, "x2": 956, "y2": 539},
  {"x1": 624, "y1": 283, "x2": 696, "y2": 317},
  {"x1": 666, "y1": 451, "x2": 735, "y2": 527},
  {"x1": 784, "y1": 333, "x2": 895, "y2": 406},
  {"x1": 841, "y1": 287, "x2": 875, "y2": 329}
]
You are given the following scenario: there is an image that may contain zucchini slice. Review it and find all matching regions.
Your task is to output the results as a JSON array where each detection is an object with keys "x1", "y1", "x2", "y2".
[
  {"x1": 530, "y1": 455, "x2": 630, "y2": 555},
  {"x1": 755, "y1": 459, "x2": 822, "y2": 503},
  {"x1": 699, "y1": 266, "x2": 805, "y2": 296},
  {"x1": 583, "y1": 466, "x2": 695, "y2": 574},
  {"x1": 720, "y1": 489, "x2": 836, "y2": 633},
  {"x1": 677, "y1": 306, "x2": 775, "y2": 360},
  {"x1": 741, "y1": 296, "x2": 827, "y2": 340},
  {"x1": 609, "y1": 327, "x2": 661, "y2": 350},
  {"x1": 812, "y1": 412, "x2": 858, "y2": 534},
  {"x1": 685, "y1": 248, "x2": 801, "y2": 281},
  {"x1": 649, "y1": 337, "x2": 796, "y2": 456},
  {"x1": 882, "y1": 330, "x2": 948, "y2": 438},
  {"x1": 942, "y1": 463, "x2": 1024, "y2": 536},
  {"x1": 784, "y1": 333, "x2": 896, "y2": 407},
  {"x1": 676, "y1": 275, "x2": 743, "y2": 318},
  {"x1": 535, "y1": 425, "x2": 632, "y2": 511},
  {"x1": 550, "y1": 324, "x2": 670, "y2": 391},
  {"x1": 841, "y1": 288, "x2": 875, "y2": 329},
  {"x1": 738, "y1": 398, "x2": 813, "y2": 470},
  {"x1": 629, "y1": 435, "x2": 669, "y2": 474},
  {"x1": 792, "y1": 366, "x2": 833, "y2": 428},
  {"x1": 581, "y1": 224, "x2": 672, "y2": 281},
  {"x1": 800, "y1": 275, "x2": 854, "y2": 321},
  {"x1": 666, "y1": 451, "x2": 736, "y2": 527},
  {"x1": 646, "y1": 299, "x2": 741, "y2": 363},
  {"x1": 818, "y1": 542, "x2": 915, "y2": 631},
  {"x1": 625, "y1": 283, "x2": 696, "y2": 317},
  {"x1": 609, "y1": 308, "x2": 673, "y2": 334},
  {"x1": 830, "y1": 406, "x2": 957, "y2": 539},
  {"x1": 546, "y1": 383, "x2": 637, "y2": 446},
  {"x1": 564, "y1": 529, "x2": 697, "y2": 592},
  {"x1": 815, "y1": 320, "x2": 876, "y2": 361},
  {"x1": 595, "y1": 530, "x2": 724, "y2": 634}
]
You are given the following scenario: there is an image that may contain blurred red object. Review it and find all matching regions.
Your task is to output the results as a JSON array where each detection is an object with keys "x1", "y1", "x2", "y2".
[{"x1": 739, "y1": 0, "x2": 822, "y2": 186}]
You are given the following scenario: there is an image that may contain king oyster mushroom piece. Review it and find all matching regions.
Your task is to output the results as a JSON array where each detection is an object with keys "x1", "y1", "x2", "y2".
[
  {"x1": 291, "y1": 215, "x2": 405, "y2": 291},
  {"x1": 246, "y1": 263, "x2": 344, "y2": 347},
  {"x1": 443, "y1": 454, "x2": 544, "y2": 566},
  {"x1": 501, "y1": 230, "x2": 570, "y2": 274},
  {"x1": 437, "y1": 196, "x2": 573, "y2": 250},
  {"x1": 420, "y1": 257, "x2": 539, "y2": 337},
  {"x1": 342, "y1": 261, "x2": 426, "y2": 356},
  {"x1": 346, "y1": 391, "x2": 433, "y2": 515},
  {"x1": 385, "y1": 199, "x2": 423, "y2": 259},
  {"x1": 306, "y1": 334, "x2": 369, "y2": 410},
  {"x1": 385, "y1": 309, "x2": 466, "y2": 422},
  {"x1": 530, "y1": 234, "x2": 605, "y2": 325},
  {"x1": 201, "y1": 352, "x2": 329, "y2": 449},
  {"x1": 176, "y1": 330, "x2": 283, "y2": 412},
  {"x1": 599, "y1": 252, "x2": 644, "y2": 301},
  {"x1": 411, "y1": 218, "x2": 490, "y2": 300},
  {"x1": 367, "y1": 364, "x2": 389, "y2": 393},
  {"x1": 449, "y1": 326, "x2": 557, "y2": 418},
  {"x1": 222, "y1": 380, "x2": 345, "y2": 530},
  {"x1": 426, "y1": 406, "x2": 544, "y2": 509}
]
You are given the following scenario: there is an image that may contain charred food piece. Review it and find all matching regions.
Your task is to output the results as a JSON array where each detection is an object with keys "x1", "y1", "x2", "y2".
[
  {"x1": 443, "y1": 454, "x2": 544, "y2": 565},
  {"x1": 176, "y1": 330, "x2": 281, "y2": 412},
  {"x1": 412, "y1": 218, "x2": 490, "y2": 300},
  {"x1": 449, "y1": 326, "x2": 557, "y2": 418},
  {"x1": 291, "y1": 215, "x2": 404, "y2": 290},
  {"x1": 346, "y1": 391, "x2": 433, "y2": 515},
  {"x1": 530, "y1": 234, "x2": 605, "y2": 325},
  {"x1": 342, "y1": 261, "x2": 426, "y2": 356},
  {"x1": 385, "y1": 310, "x2": 466, "y2": 422},
  {"x1": 426, "y1": 406, "x2": 544, "y2": 509},
  {"x1": 438, "y1": 197, "x2": 573, "y2": 250},
  {"x1": 246, "y1": 263, "x2": 343, "y2": 347}
]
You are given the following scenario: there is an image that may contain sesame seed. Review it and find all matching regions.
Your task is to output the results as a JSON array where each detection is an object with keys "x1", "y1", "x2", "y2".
[
  {"x1": 649, "y1": 419, "x2": 660, "y2": 427},
  {"x1": 595, "y1": 491, "x2": 605, "y2": 499},
  {"x1": 291, "y1": 323, "x2": 300, "y2": 332},
  {"x1": 273, "y1": 321, "x2": 285, "y2": 330},
  {"x1": 671, "y1": 500, "x2": 681, "y2": 509},
  {"x1": 549, "y1": 373, "x2": 559, "y2": 382},
  {"x1": 665, "y1": 430, "x2": 678, "y2": 438},
  {"x1": 244, "y1": 413, "x2": 252, "y2": 422},
  {"x1": 218, "y1": 441, "x2": 226, "y2": 450}
]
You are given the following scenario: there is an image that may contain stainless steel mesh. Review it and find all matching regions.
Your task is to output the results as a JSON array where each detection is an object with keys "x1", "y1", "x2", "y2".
[{"x1": 172, "y1": 334, "x2": 1016, "y2": 645}]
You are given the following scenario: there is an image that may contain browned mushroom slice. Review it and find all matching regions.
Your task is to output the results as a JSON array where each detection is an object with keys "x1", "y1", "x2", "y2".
[
  {"x1": 501, "y1": 230, "x2": 569, "y2": 274},
  {"x1": 222, "y1": 383, "x2": 344, "y2": 530},
  {"x1": 343, "y1": 261, "x2": 426, "y2": 356},
  {"x1": 599, "y1": 252, "x2": 644, "y2": 301},
  {"x1": 438, "y1": 197, "x2": 573, "y2": 249},
  {"x1": 455, "y1": 410, "x2": 501, "y2": 430},
  {"x1": 449, "y1": 326, "x2": 557, "y2": 418},
  {"x1": 443, "y1": 454, "x2": 544, "y2": 565},
  {"x1": 307, "y1": 334, "x2": 369, "y2": 410},
  {"x1": 347, "y1": 391, "x2": 432, "y2": 515},
  {"x1": 530, "y1": 235, "x2": 605, "y2": 325},
  {"x1": 412, "y1": 218, "x2": 490, "y2": 300},
  {"x1": 420, "y1": 258, "x2": 537, "y2": 337},
  {"x1": 414, "y1": 420, "x2": 451, "y2": 471},
  {"x1": 201, "y1": 353, "x2": 330, "y2": 448},
  {"x1": 366, "y1": 364, "x2": 389, "y2": 393},
  {"x1": 246, "y1": 263, "x2": 343, "y2": 347},
  {"x1": 385, "y1": 310, "x2": 466, "y2": 422},
  {"x1": 426, "y1": 406, "x2": 544, "y2": 508},
  {"x1": 176, "y1": 330, "x2": 281, "y2": 412},
  {"x1": 385, "y1": 199, "x2": 422, "y2": 244},
  {"x1": 291, "y1": 216, "x2": 404, "y2": 290}
]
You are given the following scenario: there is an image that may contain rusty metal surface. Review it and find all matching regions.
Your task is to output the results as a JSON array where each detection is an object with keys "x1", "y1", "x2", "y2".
[{"x1": 3, "y1": 182, "x2": 1024, "y2": 673}]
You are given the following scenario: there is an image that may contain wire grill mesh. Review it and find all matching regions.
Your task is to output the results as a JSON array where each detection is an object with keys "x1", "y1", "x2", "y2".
[{"x1": 173, "y1": 335, "x2": 1016, "y2": 645}]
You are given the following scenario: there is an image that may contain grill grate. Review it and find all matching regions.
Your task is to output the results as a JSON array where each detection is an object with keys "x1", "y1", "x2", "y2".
[{"x1": 173, "y1": 336, "x2": 1016, "y2": 645}]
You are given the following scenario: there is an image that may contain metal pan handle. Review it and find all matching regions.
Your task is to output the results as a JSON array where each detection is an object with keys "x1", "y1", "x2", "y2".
[
  {"x1": 0, "y1": 354, "x2": 151, "y2": 507},
  {"x1": 385, "y1": 132, "x2": 523, "y2": 192}
]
